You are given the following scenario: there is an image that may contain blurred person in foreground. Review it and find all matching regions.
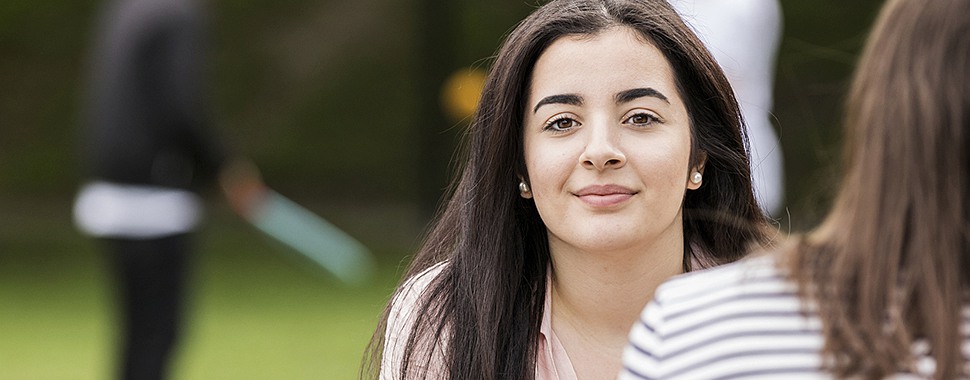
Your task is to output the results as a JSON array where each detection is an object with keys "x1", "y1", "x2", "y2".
[
  {"x1": 364, "y1": 0, "x2": 772, "y2": 378},
  {"x1": 621, "y1": 0, "x2": 970, "y2": 378},
  {"x1": 668, "y1": 0, "x2": 786, "y2": 216},
  {"x1": 73, "y1": 0, "x2": 264, "y2": 378}
]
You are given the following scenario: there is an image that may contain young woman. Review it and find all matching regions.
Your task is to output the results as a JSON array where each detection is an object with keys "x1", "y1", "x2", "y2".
[
  {"x1": 621, "y1": 0, "x2": 970, "y2": 378},
  {"x1": 366, "y1": 0, "x2": 770, "y2": 378}
]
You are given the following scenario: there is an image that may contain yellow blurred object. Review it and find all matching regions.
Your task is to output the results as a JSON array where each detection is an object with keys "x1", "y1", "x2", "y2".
[{"x1": 441, "y1": 68, "x2": 487, "y2": 122}]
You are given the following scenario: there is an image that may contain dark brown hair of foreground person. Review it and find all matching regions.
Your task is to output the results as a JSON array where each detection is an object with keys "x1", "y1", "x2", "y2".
[
  {"x1": 791, "y1": 0, "x2": 970, "y2": 378},
  {"x1": 362, "y1": 0, "x2": 771, "y2": 378}
]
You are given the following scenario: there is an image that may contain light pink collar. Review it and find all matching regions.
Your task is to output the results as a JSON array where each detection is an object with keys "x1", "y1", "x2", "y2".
[{"x1": 535, "y1": 271, "x2": 578, "y2": 380}]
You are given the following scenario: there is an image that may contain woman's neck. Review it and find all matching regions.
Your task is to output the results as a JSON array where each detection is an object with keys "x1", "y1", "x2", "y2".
[{"x1": 548, "y1": 238, "x2": 684, "y2": 379}]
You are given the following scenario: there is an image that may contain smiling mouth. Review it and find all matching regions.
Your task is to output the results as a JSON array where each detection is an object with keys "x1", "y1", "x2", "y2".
[{"x1": 574, "y1": 185, "x2": 637, "y2": 207}]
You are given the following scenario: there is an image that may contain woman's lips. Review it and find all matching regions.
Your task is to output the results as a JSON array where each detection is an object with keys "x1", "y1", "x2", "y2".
[{"x1": 574, "y1": 184, "x2": 637, "y2": 207}]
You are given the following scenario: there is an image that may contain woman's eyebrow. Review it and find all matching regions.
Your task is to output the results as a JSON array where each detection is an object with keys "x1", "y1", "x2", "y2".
[
  {"x1": 615, "y1": 87, "x2": 669, "y2": 104},
  {"x1": 533, "y1": 94, "x2": 583, "y2": 114}
]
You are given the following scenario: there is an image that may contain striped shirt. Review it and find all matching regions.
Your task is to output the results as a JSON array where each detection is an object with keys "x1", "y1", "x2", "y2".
[{"x1": 620, "y1": 254, "x2": 970, "y2": 379}]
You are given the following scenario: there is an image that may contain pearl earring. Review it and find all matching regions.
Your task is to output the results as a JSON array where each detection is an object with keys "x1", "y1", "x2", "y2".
[
  {"x1": 519, "y1": 181, "x2": 530, "y2": 193},
  {"x1": 691, "y1": 172, "x2": 703, "y2": 184}
]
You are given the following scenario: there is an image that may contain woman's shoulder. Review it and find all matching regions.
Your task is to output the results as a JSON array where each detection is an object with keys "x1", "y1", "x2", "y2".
[
  {"x1": 653, "y1": 252, "x2": 795, "y2": 307},
  {"x1": 381, "y1": 261, "x2": 450, "y2": 379},
  {"x1": 391, "y1": 261, "x2": 449, "y2": 315},
  {"x1": 625, "y1": 252, "x2": 823, "y2": 380}
]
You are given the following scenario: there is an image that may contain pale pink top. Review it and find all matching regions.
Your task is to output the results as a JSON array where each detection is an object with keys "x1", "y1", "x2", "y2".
[
  {"x1": 535, "y1": 277, "x2": 579, "y2": 380},
  {"x1": 380, "y1": 263, "x2": 577, "y2": 380}
]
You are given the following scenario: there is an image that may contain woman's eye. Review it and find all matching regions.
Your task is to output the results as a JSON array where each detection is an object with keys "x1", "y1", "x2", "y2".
[
  {"x1": 544, "y1": 117, "x2": 579, "y2": 132},
  {"x1": 625, "y1": 113, "x2": 659, "y2": 126}
]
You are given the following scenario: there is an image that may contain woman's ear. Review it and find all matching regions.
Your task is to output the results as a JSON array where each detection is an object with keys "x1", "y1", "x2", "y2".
[{"x1": 687, "y1": 151, "x2": 708, "y2": 190}]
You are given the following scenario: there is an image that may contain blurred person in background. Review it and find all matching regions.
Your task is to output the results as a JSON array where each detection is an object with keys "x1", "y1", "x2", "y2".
[
  {"x1": 364, "y1": 0, "x2": 771, "y2": 378},
  {"x1": 669, "y1": 0, "x2": 786, "y2": 216},
  {"x1": 73, "y1": 0, "x2": 264, "y2": 378},
  {"x1": 621, "y1": 0, "x2": 970, "y2": 378}
]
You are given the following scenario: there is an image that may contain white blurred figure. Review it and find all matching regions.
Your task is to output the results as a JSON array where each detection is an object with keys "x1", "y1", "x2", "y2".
[{"x1": 669, "y1": 0, "x2": 785, "y2": 216}]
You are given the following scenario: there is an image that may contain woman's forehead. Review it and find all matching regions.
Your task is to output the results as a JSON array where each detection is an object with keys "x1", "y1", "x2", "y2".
[{"x1": 528, "y1": 27, "x2": 680, "y2": 104}]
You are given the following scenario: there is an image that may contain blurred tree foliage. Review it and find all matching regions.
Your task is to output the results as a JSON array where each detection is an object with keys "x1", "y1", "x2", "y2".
[{"x1": 0, "y1": 0, "x2": 881, "y2": 230}]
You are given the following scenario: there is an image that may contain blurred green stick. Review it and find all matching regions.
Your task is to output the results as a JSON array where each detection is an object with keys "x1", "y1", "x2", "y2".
[{"x1": 248, "y1": 190, "x2": 375, "y2": 285}]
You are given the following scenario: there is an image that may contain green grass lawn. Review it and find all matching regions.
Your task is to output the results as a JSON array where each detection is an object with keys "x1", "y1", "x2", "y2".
[{"x1": 0, "y1": 198, "x2": 412, "y2": 379}]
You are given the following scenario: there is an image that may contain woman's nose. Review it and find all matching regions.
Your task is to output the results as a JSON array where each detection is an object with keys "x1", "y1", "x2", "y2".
[{"x1": 579, "y1": 122, "x2": 626, "y2": 170}]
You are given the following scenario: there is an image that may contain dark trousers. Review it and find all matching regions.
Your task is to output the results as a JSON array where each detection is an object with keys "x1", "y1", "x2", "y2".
[{"x1": 107, "y1": 234, "x2": 191, "y2": 380}]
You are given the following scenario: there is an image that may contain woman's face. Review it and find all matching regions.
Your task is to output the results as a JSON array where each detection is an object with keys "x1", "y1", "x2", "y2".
[{"x1": 522, "y1": 26, "x2": 701, "y2": 257}]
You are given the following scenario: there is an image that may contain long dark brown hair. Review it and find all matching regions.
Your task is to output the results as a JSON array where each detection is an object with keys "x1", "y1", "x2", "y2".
[
  {"x1": 791, "y1": 0, "x2": 970, "y2": 378},
  {"x1": 364, "y1": 0, "x2": 769, "y2": 378}
]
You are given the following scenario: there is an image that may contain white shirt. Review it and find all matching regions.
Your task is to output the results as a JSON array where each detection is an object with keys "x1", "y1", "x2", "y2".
[
  {"x1": 669, "y1": 0, "x2": 785, "y2": 215},
  {"x1": 73, "y1": 181, "x2": 202, "y2": 238}
]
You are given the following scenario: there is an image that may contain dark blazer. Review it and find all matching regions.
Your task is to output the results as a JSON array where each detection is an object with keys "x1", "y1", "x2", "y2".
[{"x1": 81, "y1": 0, "x2": 225, "y2": 191}]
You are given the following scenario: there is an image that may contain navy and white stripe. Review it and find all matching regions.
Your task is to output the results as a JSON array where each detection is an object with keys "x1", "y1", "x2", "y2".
[{"x1": 620, "y1": 254, "x2": 970, "y2": 379}]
